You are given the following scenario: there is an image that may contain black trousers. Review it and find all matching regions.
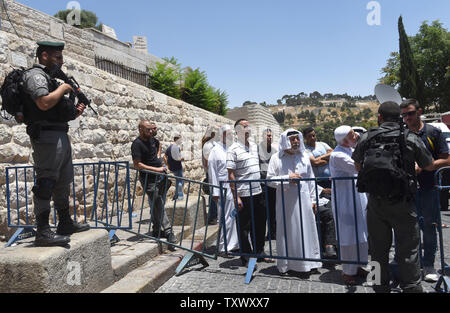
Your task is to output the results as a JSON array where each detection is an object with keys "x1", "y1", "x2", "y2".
[
  {"x1": 140, "y1": 175, "x2": 172, "y2": 233},
  {"x1": 261, "y1": 184, "x2": 277, "y2": 238},
  {"x1": 236, "y1": 193, "x2": 267, "y2": 257},
  {"x1": 367, "y1": 196, "x2": 422, "y2": 293},
  {"x1": 318, "y1": 202, "x2": 337, "y2": 248}
]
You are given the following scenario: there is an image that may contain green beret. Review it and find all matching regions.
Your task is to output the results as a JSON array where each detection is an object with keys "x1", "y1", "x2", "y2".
[{"x1": 36, "y1": 41, "x2": 65, "y2": 49}]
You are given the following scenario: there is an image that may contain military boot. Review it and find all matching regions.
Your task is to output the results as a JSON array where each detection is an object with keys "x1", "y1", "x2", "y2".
[
  {"x1": 35, "y1": 210, "x2": 70, "y2": 247},
  {"x1": 163, "y1": 228, "x2": 177, "y2": 244},
  {"x1": 56, "y1": 208, "x2": 90, "y2": 236}
]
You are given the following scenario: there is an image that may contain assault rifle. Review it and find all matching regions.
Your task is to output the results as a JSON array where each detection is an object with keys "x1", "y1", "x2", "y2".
[{"x1": 49, "y1": 64, "x2": 98, "y2": 116}]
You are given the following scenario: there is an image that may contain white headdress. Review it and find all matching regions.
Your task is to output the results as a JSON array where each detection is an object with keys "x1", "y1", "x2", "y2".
[
  {"x1": 279, "y1": 129, "x2": 306, "y2": 156},
  {"x1": 334, "y1": 126, "x2": 352, "y2": 145}
]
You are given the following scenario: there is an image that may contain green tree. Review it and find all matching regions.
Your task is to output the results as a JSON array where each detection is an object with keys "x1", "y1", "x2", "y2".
[
  {"x1": 148, "y1": 62, "x2": 181, "y2": 99},
  {"x1": 398, "y1": 16, "x2": 425, "y2": 107},
  {"x1": 362, "y1": 108, "x2": 373, "y2": 120},
  {"x1": 181, "y1": 68, "x2": 216, "y2": 112},
  {"x1": 273, "y1": 111, "x2": 286, "y2": 124},
  {"x1": 162, "y1": 57, "x2": 182, "y2": 67},
  {"x1": 54, "y1": 9, "x2": 102, "y2": 30},
  {"x1": 381, "y1": 19, "x2": 449, "y2": 112},
  {"x1": 213, "y1": 89, "x2": 229, "y2": 116}
]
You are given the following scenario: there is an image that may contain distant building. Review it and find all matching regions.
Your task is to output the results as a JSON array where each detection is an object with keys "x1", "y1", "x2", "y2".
[
  {"x1": 226, "y1": 104, "x2": 282, "y2": 145},
  {"x1": 133, "y1": 36, "x2": 149, "y2": 55}
]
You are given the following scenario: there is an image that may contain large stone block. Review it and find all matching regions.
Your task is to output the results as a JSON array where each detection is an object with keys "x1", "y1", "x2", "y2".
[
  {"x1": 164, "y1": 196, "x2": 206, "y2": 230},
  {"x1": 0, "y1": 230, "x2": 114, "y2": 293}
]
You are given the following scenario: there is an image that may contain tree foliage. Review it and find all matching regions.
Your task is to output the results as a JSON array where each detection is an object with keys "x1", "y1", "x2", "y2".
[
  {"x1": 147, "y1": 58, "x2": 229, "y2": 116},
  {"x1": 148, "y1": 62, "x2": 182, "y2": 99},
  {"x1": 54, "y1": 9, "x2": 102, "y2": 30},
  {"x1": 181, "y1": 68, "x2": 216, "y2": 112},
  {"x1": 381, "y1": 19, "x2": 450, "y2": 112},
  {"x1": 273, "y1": 111, "x2": 286, "y2": 124},
  {"x1": 398, "y1": 16, "x2": 425, "y2": 106}
]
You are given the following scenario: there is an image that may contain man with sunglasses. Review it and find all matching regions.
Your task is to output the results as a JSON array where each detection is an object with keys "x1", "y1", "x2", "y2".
[
  {"x1": 131, "y1": 121, "x2": 176, "y2": 243},
  {"x1": 400, "y1": 99, "x2": 450, "y2": 283}
]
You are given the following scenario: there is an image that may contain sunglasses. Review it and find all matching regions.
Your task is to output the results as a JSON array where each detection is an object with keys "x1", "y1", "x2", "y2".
[{"x1": 401, "y1": 111, "x2": 417, "y2": 118}]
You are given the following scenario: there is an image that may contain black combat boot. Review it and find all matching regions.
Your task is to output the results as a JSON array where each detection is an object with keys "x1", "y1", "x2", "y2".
[
  {"x1": 163, "y1": 228, "x2": 177, "y2": 244},
  {"x1": 35, "y1": 210, "x2": 71, "y2": 247},
  {"x1": 56, "y1": 208, "x2": 90, "y2": 236}
]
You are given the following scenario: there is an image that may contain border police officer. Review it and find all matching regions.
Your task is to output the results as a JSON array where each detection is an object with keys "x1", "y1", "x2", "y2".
[
  {"x1": 22, "y1": 41, "x2": 90, "y2": 247},
  {"x1": 353, "y1": 102, "x2": 436, "y2": 293}
]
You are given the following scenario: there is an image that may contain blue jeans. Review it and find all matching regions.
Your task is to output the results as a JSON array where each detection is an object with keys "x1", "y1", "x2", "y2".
[
  {"x1": 415, "y1": 188, "x2": 439, "y2": 268},
  {"x1": 172, "y1": 169, "x2": 184, "y2": 199}
]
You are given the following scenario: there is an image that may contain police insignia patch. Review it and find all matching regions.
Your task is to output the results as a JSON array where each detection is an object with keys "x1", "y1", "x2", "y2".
[{"x1": 33, "y1": 75, "x2": 47, "y2": 88}]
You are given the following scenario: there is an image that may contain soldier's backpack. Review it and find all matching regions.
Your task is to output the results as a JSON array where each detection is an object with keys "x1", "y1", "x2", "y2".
[
  {"x1": 357, "y1": 126, "x2": 416, "y2": 198},
  {"x1": 0, "y1": 68, "x2": 29, "y2": 123}
]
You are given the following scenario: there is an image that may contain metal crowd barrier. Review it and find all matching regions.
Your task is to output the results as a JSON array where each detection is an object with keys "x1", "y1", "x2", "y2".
[
  {"x1": 5, "y1": 161, "x2": 133, "y2": 247},
  {"x1": 219, "y1": 176, "x2": 366, "y2": 284},
  {"x1": 123, "y1": 169, "x2": 221, "y2": 275},
  {"x1": 434, "y1": 167, "x2": 450, "y2": 293}
]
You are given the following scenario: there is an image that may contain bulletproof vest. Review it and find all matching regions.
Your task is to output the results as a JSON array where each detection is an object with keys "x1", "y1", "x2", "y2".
[
  {"x1": 357, "y1": 126, "x2": 417, "y2": 198},
  {"x1": 23, "y1": 65, "x2": 74, "y2": 126}
]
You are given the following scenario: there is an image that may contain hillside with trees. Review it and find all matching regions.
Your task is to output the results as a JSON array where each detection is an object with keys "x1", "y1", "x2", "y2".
[{"x1": 244, "y1": 91, "x2": 379, "y2": 146}]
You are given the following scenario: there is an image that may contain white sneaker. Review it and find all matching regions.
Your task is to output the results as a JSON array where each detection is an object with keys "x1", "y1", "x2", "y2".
[{"x1": 423, "y1": 267, "x2": 439, "y2": 282}]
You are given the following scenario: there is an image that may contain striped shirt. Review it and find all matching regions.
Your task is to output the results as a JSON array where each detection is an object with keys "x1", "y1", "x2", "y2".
[{"x1": 227, "y1": 141, "x2": 262, "y2": 197}]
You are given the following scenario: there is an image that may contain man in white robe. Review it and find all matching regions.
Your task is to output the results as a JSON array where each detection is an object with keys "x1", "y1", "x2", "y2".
[
  {"x1": 329, "y1": 126, "x2": 369, "y2": 285},
  {"x1": 267, "y1": 129, "x2": 322, "y2": 274},
  {"x1": 208, "y1": 125, "x2": 239, "y2": 254}
]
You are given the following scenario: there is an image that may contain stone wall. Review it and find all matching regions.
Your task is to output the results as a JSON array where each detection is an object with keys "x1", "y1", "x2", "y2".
[{"x1": 0, "y1": 0, "x2": 233, "y2": 241}]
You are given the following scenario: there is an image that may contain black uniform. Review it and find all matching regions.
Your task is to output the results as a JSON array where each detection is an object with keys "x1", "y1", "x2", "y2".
[{"x1": 353, "y1": 122, "x2": 433, "y2": 293}]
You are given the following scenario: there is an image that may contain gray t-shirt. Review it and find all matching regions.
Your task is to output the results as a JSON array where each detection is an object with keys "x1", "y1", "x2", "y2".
[{"x1": 22, "y1": 64, "x2": 51, "y2": 100}]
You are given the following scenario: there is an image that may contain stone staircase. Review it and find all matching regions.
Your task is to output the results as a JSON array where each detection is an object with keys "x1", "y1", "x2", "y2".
[
  {"x1": 0, "y1": 195, "x2": 219, "y2": 293},
  {"x1": 101, "y1": 196, "x2": 219, "y2": 293}
]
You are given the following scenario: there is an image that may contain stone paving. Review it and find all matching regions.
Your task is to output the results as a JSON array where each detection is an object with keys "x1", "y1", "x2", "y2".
[{"x1": 156, "y1": 211, "x2": 450, "y2": 294}]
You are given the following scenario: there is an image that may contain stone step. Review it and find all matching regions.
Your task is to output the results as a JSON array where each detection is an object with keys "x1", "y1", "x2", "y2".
[
  {"x1": 109, "y1": 205, "x2": 195, "y2": 282},
  {"x1": 105, "y1": 193, "x2": 211, "y2": 282},
  {"x1": 0, "y1": 229, "x2": 114, "y2": 293},
  {"x1": 110, "y1": 225, "x2": 193, "y2": 282},
  {"x1": 101, "y1": 224, "x2": 219, "y2": 293}
]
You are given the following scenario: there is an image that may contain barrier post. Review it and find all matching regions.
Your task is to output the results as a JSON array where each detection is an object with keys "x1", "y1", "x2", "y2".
[{"x1": 434, "y1": 168, "x2": 450, "y2": 293}]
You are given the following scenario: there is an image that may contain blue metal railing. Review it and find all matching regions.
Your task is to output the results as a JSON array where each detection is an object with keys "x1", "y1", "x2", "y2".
[
  {"x1": 220, "y1": 176, "x2": 368, "y2": 284},
  {"x1": 123, "y1": 169, "x2": 221, "y2": 274},
  {"x1": 126, "y1": 169, "x2": 220, "y2": 257},
  {"x1": 5, "y1": 161, "x2": 133, "y2": 246},
  {"x1": 220, "y1": 176, "x2": 365, "y2": 264},
  {"x1": 434, "y1": 167, "x2": 450, "y2": 293}
]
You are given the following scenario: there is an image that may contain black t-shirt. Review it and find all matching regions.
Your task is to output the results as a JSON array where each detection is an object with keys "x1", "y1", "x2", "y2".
[
  {"x1": 131, "y1": 137, "x2": 162, "y2": 180},
  {"x1": 417, "y1": 123, "x2": 449, "y2": 190}
]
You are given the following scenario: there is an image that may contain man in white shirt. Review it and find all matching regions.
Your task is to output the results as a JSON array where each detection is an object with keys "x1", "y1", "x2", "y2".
[
  {"x1": 267, "y1": 129, "x2": 322, "y2": 275},
  {"x1": 330, "y1": 126, "x2": 369, "y2": 286},
  {"x1": 208, "y1": 125, "x2": 239, "y2": 254}
]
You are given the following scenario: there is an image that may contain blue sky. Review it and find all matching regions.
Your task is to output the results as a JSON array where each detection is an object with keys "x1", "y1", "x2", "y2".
[{"x1": 16, "y1": 0, "x2": 450, "y2": 108}]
